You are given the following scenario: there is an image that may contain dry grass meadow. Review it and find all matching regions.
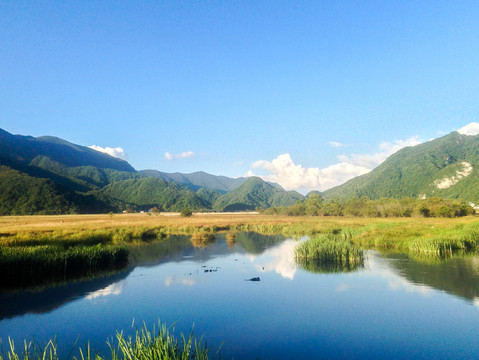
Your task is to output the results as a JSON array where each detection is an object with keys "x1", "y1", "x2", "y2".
[{"x1": 1, "y1": 212, "x2": 478, "y2": 239}]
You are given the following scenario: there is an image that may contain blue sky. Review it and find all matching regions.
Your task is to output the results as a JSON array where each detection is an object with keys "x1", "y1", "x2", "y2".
[{"x1": 2, "y1": 1, "x2": 479, "y2": 193}]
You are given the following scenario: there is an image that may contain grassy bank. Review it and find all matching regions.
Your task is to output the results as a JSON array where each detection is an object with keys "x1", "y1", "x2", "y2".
[
  {"x1": 0, "y1": 321, "x2": 219, "y2": 360},
  {"x1": 349, "y1": 218, "x2": 479, "y2": 257}
]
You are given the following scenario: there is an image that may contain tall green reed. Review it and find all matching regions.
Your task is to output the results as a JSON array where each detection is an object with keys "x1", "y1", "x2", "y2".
[{"x1": 0, "y1": 321, "x2": 220, "y2": 360}]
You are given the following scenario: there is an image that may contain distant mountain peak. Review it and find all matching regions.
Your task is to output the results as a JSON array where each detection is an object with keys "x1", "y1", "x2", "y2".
[{"x1": 213, "y1": 176, "x2": 303, "y2": 211}]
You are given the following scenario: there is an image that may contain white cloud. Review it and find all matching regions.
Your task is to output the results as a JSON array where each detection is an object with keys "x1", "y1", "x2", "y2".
[
  {"x1": 318, "y1": 161, "x2": 371, "y2": 190},
  {"x1": 328, "y1": 141, "x2": 348, "y2": 148},
  {"x1": 89, "y1": 145, "x2": 128, "y2": 160},
  {"x1": 457, "y1": 122, "x2": 479, "y2": 136},
  {"x1": 164, "y1": 151, "x2": 196, "y2": 160},
  {"x1": 338, "y1": 136, "x2": 422, "y2": 169},
  {"x1": 249, "y1": 136, "x2": 423, "y2": 193}
]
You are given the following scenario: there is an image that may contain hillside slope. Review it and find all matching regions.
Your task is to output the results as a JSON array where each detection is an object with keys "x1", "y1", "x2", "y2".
[
  {"x1": 323, "y1": 132, "x2": 479, "y2": 204},
  {"x1": 99, "y1": 177, "x2": 210, "y2": 211},
  {"x1": 141, "y1": 170, "x2": 246, "y2": 193},
  {"x1": 0, "y1": 129, "x2": 135, "y2": 173},
  {"x1": 213, "y1": 177, "x2": 304, "y2": 211},
  {"x1": 0, "y1": 165, "x2": 113, "y2": 215}
]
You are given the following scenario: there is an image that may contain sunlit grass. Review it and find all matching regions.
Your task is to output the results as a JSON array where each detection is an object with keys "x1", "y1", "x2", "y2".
[
  {"x1": 295, "y1": 233, "x2": 365, "y2": 273},
  {"x1": 0, "y1": 321, "x2": 219, "y2": 360},
  {"x1": 0, "y1": 245, "x2": 128, "y2": 289},
  {"x1": 190, "y1": 232, "x2": 216, "y2": 248}
]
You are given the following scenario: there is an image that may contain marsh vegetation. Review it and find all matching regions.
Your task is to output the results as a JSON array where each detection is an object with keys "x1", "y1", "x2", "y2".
[
  {"x1": 1, "y1": 213, "x2": 479, "y2": 289},
  {"x1": 294, "y1": 233, "x2": 365, "y2": 273},
  {"x1": 0, "y1": 321, "x2": 218, "y2": 360}
]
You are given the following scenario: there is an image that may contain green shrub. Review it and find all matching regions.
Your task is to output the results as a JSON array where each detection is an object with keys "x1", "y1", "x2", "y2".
[{"x1": 181, "y1": 208, "x2": 193, "y2": 217}]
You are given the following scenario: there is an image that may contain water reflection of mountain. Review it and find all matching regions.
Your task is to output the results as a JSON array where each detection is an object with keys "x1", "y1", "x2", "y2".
[
  {"x1": 0, "y1": 233, "x2": 287, "y2": 319},
  {"x1": 383, "y1": 253, "x2": 479, "y2": 302},
  {"x1": 234, "y1": 232, "x2": 286, "y2": 254},
  {"x1": 0, "y1": 269, "x2": 132, "y2": 320},
  {"x1": 128, "y1": 232, "x2": 286, "y2": 268}
]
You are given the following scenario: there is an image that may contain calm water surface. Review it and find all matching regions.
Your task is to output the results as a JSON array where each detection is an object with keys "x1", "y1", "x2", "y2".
[{"x1": 1, "y1": 232, "x2": 479, "y2": 359}]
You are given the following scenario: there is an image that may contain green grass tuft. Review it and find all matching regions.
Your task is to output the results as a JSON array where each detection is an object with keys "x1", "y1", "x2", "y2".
[
  {"x1": 0, "y1": 321, "x2": 220, "y2": 360},
  {"x1": 295, "y1": 234, "x2": 365, "y2": 273}
]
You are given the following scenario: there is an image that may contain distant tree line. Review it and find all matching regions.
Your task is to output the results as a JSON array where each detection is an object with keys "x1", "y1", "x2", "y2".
[{"x1": 265, "y1": 194, "x2": 475, "y2": 218}]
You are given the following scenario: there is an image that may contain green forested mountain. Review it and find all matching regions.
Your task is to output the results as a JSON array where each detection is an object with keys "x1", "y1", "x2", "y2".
[
  {"x1": 9, "y1": 128, "x2": 479, "y2": 215},
  {"x1": 0, "y1": 165, "x2": 77, "y2": 215},
  {"x1": 306, "y1": 190, "x2": 323, "y2": 198},
  {"x1": 213, "y1": 177, "x2": 304, "y2": 211},
  {"x1": 140, "y1": 170, "x2": 246, "y2": 193},
  {"x1": 0, "y1": 128, "x2": 305, "y2": 214},
  {"x1": 0, "y1": 128, "x2": 308, "y2": 214},
  {"x1": 0, "y1": 129, "x2": 135, "y2": 173},
  {"x1": 99, "y1": 177, "x2": 210, "y2": 211},
  {"x1": 323, "y1": 132, "x2": 479, "y2": 204},
  {"x1": 30, "y1": 155, "x2": 141, "y2": 190},
  {"x1": 0, "y1": 128, "x2": 224, "y2": 213},
  {"x1": 0, "y1": 128, "x2": 140, "y2": 194},
  {"x1": 0, "y1": 165, "x2": 115, "y2": 215},
  {"x1": 195, "y1": 188, "x2": 222, "y2": 207}
]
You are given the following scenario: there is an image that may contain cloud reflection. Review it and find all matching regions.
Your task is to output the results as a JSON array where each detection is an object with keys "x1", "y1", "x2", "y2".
[
  {"x1": 86, "y1": 282, "x2": 124, "y2": 300},
  {"x1": 336, "y1": 283, "x2": 351, "y2": 292},
  {"x1": 164, "y1": 276, "x2": 196, "y2": 287},
  {"x1": 366, "y1": 254, "x2": 432, "y2": 296},
  {"x1": 254, "y1": 239, "x2": 299, "y2": 280}
]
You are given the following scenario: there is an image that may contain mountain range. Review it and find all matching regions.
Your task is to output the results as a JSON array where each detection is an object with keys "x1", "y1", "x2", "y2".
[
  {"x1": 1, "y1": 128, "x2": 479, "y2": 215},
  {"x1": 0, "y1": 128, "x2": 302, "y2": 214}
]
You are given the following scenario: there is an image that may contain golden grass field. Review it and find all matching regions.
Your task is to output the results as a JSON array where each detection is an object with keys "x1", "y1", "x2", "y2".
[{"x1": 1, "y1": 212, "x2": 478, "y2": 237}]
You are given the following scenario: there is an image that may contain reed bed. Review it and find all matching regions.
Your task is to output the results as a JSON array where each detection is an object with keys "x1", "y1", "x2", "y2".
[
  {"x1": 190, "y1": 232, "x2": 216, "y2": 248},
  {"x1": 295, "y1": 233, "x2": 365, "y2": 272},
  {"x1": 0, "y1": 245, "x2": 128, "y2": 289},
  {"x1": 0, "y1": 321, "x2": 219, "y2": 360},
  {"x1": 351, "y1": 220, "x2": 479, "y2": 257}
]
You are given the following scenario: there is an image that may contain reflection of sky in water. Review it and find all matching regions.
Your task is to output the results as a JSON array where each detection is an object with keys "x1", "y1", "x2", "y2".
[
  {"x1": 363, "y1": 252, "x2": 433, "y2": 296},
  {"x1": 1, "y1": 235, "x2": 479, "y2": 359},
  {"x1": 252, "y1": 238, "x2": 301, "y2": 280},
  {"x1": 86, "y1": 282, "x2": 125, "y2": 300}
]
